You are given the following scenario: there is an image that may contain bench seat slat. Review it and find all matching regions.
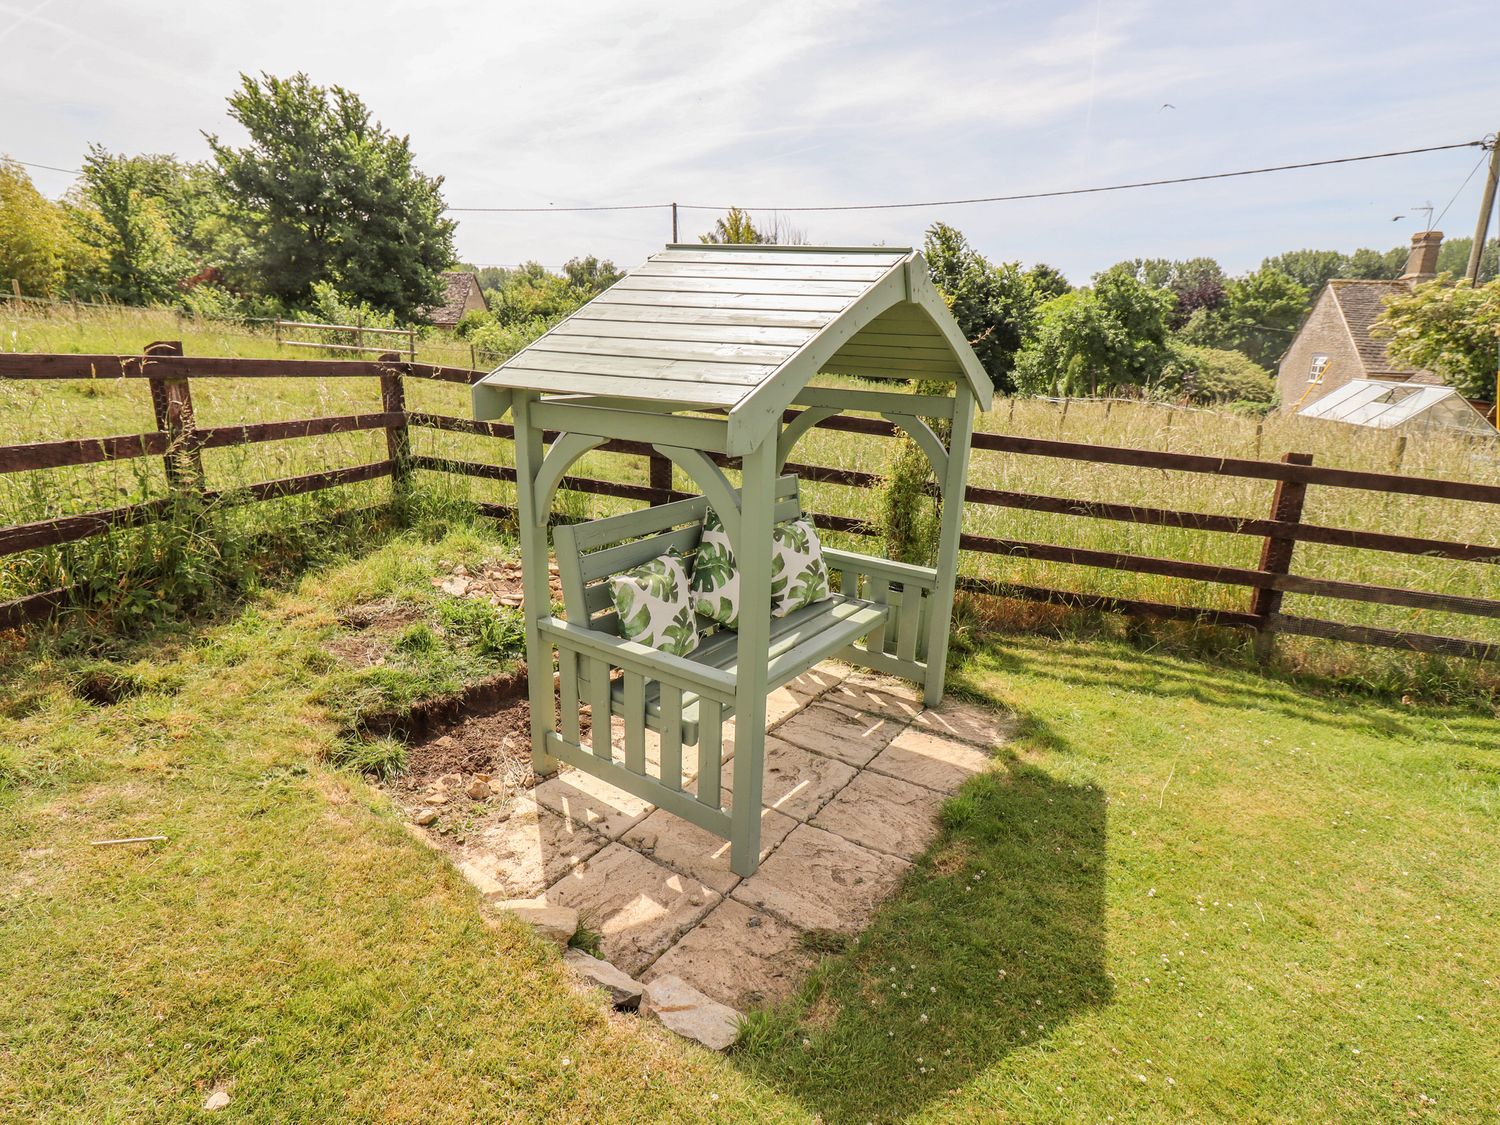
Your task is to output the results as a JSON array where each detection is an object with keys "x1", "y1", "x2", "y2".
[{"x1": 604, "y1": 595, "x2": 888, "y2": 739}]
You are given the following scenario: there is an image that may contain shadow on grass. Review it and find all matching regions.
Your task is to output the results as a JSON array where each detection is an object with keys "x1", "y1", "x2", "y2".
[
  {"x1": 733, "y1": 751, "x2": 1110, "y2": 1125},
  {"x1": 974, "y1": 634, "x2": 1433, "y2": 741}
]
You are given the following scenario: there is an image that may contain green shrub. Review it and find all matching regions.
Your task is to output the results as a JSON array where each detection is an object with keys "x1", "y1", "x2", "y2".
[{"x1": 1163, "y1": 343, "x2": 1276, "y2": 405}]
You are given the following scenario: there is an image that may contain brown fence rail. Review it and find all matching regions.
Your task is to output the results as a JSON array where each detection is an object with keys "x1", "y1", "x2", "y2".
[{"x1": 2, "y1": 346, "x2": 1497, "y2": 664}]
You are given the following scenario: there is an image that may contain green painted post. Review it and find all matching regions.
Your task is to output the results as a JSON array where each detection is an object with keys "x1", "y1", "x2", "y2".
[
  {"x1": 511, "y1": 392, "x2": 557, "y2": 775},
  {"x1": 729, "y1": 436, "x2": 776, "y2": 876},
  {"x1": 922, "y1": 382, "x2": 975, "y2": 707}
]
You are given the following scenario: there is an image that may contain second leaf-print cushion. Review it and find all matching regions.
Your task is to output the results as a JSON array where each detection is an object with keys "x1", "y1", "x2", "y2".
[
  {"x1": 771, "y1": 517, "x2": 832, "y2": 618},
  {"x1": 608, "y1": 548, "x2": 699, "y2": 656}
]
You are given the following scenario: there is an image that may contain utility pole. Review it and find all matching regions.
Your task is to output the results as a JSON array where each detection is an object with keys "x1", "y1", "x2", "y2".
[{"x1": 1465, "y1": 133, "x2": 1500, "y2": 284}]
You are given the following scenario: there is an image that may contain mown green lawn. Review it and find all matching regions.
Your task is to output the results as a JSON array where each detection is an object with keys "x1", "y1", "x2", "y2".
[{"x1": 3, "y1": 519, "x2": 1498, "y2": 1122}]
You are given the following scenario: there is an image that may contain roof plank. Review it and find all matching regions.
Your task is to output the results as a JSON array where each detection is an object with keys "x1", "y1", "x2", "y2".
[
  {"x1": 630, "y1": 261, "x2": 894, "y2": 283},
  {"x1": 529, "y1": 334, "x2": 799, "y2": 364},
  {"x1": 573, "y1": 302, "x2": 835, "y2": 329},
  {"x1": 612, "y1": 275, "x2": 871, "y2": 298},
  {"x1": 499, "y1": 367, "x2": 747, "y2": 406},
  {"x1": 551, "y1": 318, "x2": 817, "y2": 347},
  {"x1": 579, "y1": 289, "x2": 854, "y2": 313},
  {"x1": 502, "y1": 349, "x2": 775, "y2": 386}
]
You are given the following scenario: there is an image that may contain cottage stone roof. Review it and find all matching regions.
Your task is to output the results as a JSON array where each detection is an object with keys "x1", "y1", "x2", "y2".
[
  {"x1": 1326, "y1": 279, "x2": 1440, "y2": 383},
  {"x1": 430, "y1": 271, "x2": 487, "y2": 327}
]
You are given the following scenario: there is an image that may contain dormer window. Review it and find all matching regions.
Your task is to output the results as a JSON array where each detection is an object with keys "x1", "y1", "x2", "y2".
[{"x1": 1308, "y1": 355, "x2": 1329, "y2": 383}]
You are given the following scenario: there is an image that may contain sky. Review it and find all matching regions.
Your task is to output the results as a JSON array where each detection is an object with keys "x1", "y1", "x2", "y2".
[{"x1": 3, "y1": 0, "x2": 1498, "y2": 283}]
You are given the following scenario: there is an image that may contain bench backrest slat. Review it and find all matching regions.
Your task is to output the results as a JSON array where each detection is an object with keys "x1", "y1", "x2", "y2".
[{"x1": 556, "y1": 475, "x2": 803, "y2": 629}]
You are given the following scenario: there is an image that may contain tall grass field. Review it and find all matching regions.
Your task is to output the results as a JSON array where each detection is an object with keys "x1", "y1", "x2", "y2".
[{"x1": 3, "y1": 303, "x2": 1498, "y2": 697}]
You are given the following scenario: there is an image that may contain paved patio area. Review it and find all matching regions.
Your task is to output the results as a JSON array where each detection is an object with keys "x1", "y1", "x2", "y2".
[{"x1": 442, "y1": 663, "x2": 1015, "y2": 1024}]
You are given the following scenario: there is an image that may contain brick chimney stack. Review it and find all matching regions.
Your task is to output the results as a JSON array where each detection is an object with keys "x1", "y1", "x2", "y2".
[{"x1": 1400, "y1": 230, "x2": 1443, "y2": 281}]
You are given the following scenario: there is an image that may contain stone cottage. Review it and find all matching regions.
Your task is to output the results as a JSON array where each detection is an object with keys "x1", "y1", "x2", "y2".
[{"x1": 1276, "y1": 231, "x2": 1442, "y2": 413}]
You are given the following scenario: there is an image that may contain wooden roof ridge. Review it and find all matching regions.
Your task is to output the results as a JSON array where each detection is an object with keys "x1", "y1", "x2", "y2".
[{"x1": 477, "y1": 244, "x2": 992, "y2": 451}]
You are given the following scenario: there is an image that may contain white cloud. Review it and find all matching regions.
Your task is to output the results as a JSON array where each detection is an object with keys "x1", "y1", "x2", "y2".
[{"x1": 2, "y1": 0, "x2": 1496, "y2": 278}]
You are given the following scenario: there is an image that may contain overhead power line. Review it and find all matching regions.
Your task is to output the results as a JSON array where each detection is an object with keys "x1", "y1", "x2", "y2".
[
  {"x1": 445, "y1": 139, "x2": 1484, "y2": 214},
  {"x1": 11, "y1": 139, "x2": 1485, "y2": 216},
  {"x1": 9, "y1": 158, "x2": 82, "y2": 175}
]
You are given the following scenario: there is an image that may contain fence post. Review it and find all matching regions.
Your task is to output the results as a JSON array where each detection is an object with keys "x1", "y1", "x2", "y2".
[
  {"x1": 648, "y1": 449, "x2": 674, "y2": 501},
  {"x1": 144, "y1": 340, "x2": 205, "y2": 494},
  {"x1": 1250, "y1": 451, "x2": 1313, "y2": 659},
  {"x1": 378, "y1": 351, "x2": 412, "y2": 499}
]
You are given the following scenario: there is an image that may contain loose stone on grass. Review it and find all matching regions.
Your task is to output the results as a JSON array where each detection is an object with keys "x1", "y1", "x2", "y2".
[
  {"x1": 641, "y1": 974, "x2": 742, "y2": 1052},
  {"x1": 493, "y1": 898, "x2": 579, "y2": 944},
  {"x1": 563, "y1": 948, "x2": 644, "y2": 1009}
]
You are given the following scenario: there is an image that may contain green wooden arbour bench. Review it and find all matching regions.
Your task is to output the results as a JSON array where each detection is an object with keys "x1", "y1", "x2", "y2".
[{"x1": 473, "y1": 244, "x2": 991, "y2": 876}]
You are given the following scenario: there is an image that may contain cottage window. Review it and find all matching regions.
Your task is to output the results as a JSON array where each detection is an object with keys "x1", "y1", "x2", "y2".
[{"x1": 1308, "y1": 355, "x2": 1329, "y2": 383}]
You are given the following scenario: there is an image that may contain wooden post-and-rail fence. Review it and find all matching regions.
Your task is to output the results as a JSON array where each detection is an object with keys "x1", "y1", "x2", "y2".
[{"x1": 1, "y1": 346, "x2": 1498, "y2": 665}]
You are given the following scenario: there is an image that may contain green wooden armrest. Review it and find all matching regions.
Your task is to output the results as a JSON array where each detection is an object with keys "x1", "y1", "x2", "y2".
[
  {"x1": 823, "y1": 548, "x2": 939, "y2": 587},
  {"x1": 539, "y1": 617, "x2": 738, "y2": 703}
]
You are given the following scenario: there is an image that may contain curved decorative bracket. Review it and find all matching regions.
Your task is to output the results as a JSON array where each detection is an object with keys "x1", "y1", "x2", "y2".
[
  {"x1": 882, "y1": 413, "x2": 949, "y2": 481},
  {"x1": 533, "y1": 432, "x2": 607, "y2": 523},
  {"x1": 653, "y1": 445, "x2": 744, "y2": 553},
  {"x1": 776, "y1": 407, "x2": 838, "y2": 471}
]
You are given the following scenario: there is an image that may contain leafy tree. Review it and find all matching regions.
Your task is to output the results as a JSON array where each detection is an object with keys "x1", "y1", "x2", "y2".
[
  {"x1": 922, "y1": 223, "x2": 1037, "y2": 393},
  {"x1": 1024, "y1": 262, "x2": 1071, "y2": 301},
  {"x1": 700, "y1": 207, "x2": 769, "y2": 244},
  {"x1": 65, "y1": 147, "x2": 228, "y2": 304},
  {"x1": 1436, "y1": 236, "x2": 1499, "y2": 283},
  {"x1": 1345, "y1": 245, "x2": 1406, "y2": 280},
  {"x1": 1178, "y1": 266, "x2": 1306, "y2": 370},
  {"x1": 561, "y1": 254, "x2": 622, "y2": 293},
  {"x1": 1113, "y1": 256, "x2": 1227, "y2": 328},
  {"x1": 0, "y1": 157, "x2": 86, "y2": 296},
  {"x1": 1373, "y1": 277, "x2": 1500, "y2": 400},
  {"x1": 1012, "y1": 266, "x2": 1175, "y2": 396},
  {"x1": 1261, "y1": 248, "x2": 1347, "y2": 294},
  {"x1": 207, "y1": 72, "x2": 455, "y2": 321}
]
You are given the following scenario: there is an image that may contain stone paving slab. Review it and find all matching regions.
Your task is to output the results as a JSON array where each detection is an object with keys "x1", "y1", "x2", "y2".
[
  {"x1": 722, "y1": 736, "x2": 857, "y2": 822},
  {"x1": 533, "y1": 767, "x2": 654, "y2": 839},
  {"x1": 458, "y1": 797, "x2": 606, "y2": 899},
  {"x1": 810, "y1": 769, "x2": 946, "y2": 860},
  {"x1": 822, "y1": 673, "x2": 925, "y2": 720},
  {"x1": 908, "y1": 697, "x2": 1017, "y2": 748},
  {"x1": 731, "y1": 823, "x2": 910, "y2": 933},
  {"x1": 622, "y1": 806, "x2": 798, "y2": 894},
  {"x1": 542, "y1": 842, "x2": 721, "y2": 976},
  {"x1": 867, "y1": 726, "x2": 995, "y2": 794},
  {"x1": 645, "y1": 897, "x2": 817, "y2": 1010},
  {"x1": 775, "y1": 700, "x2": 904, "y2": 767}
]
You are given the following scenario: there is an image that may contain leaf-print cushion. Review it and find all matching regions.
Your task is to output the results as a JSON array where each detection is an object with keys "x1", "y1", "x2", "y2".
[
  {"x1": 689, "y1": 507, "x2": 833, "y2": 629},
  {"x1": 771, "y1": 517, "x2": 832, "y2": 618},
  {"x1": 607, "y1": 548, "x2": 699, "y2": 657},
  {"x1": 689, "y1": 506, "x2": 740, "y2": 630}
]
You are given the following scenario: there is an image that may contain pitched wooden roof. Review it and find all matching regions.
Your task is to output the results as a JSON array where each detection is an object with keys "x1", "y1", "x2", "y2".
[{"x1": 476, "y1": 244, "x2": 992, "y2": 448}]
